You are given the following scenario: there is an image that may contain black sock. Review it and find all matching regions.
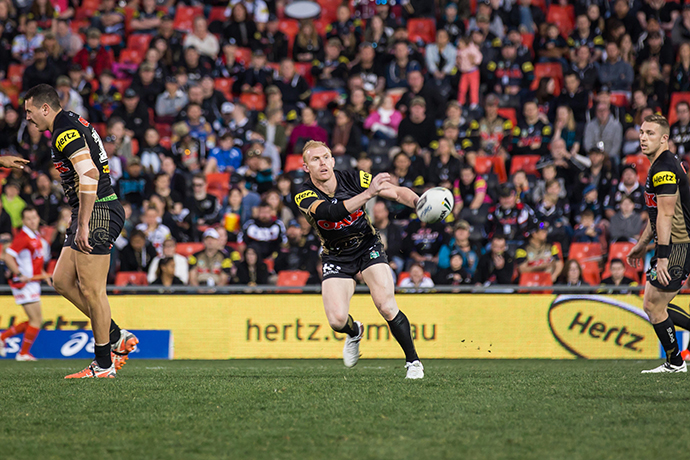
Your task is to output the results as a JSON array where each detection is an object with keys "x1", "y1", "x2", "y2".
[
  {"x1": 95, "y1": 344, "x2": 112, "y2": 368},
  {"x1": 387, "y1": 310, "x2": 419, "y2": 363},
  {"x1": 334, "y1": 315, "x2": 360, "y2": 338},
  {"x1": 109, "y1": 320, "x2": 121, "y2": 345},
  {"x1": 667, "y1": 304, "x2": 690, "y2": 335},
  {"x1": 653, "y1": 317, "x2": 683, "y2": 366}
]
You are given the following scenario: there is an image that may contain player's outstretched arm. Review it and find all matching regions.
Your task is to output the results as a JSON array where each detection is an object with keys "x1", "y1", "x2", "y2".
[
  {"x1": 0, "y1": 156, "x2": 30, "y2": 169},
  {"x1": 377, "y1": 184, "x2": 419, "y2": 209}
]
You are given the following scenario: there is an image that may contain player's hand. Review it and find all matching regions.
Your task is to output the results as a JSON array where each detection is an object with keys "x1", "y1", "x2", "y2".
[
  {"x1": 626, "y1": 243, "x2": 646, "y2": 269},
  {"x1": 75, "y1": 224, "x2": 93, "y2": 254},
  {"x1": 0, "y1": 156, "x2": 30, "y2": 169},
  {"x1": 370, "y1": 172, "x2": 392, "y2": 196},
  {"x1": 656, "y1": 258, "x2": 671, "y2": 286}
]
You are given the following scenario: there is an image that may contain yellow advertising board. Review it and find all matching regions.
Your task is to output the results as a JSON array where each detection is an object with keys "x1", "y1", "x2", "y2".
[{"x1": 0, "y1": 294, "x2": 679, "y2": 359}]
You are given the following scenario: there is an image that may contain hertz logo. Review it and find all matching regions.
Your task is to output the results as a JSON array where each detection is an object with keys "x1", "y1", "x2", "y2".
[
  {"x1": 359, "y1": 171, "x2": 372, "y2": 189},
  {"x1": 295, "y1": 190, "x2": 317, "y2": 207},
  {"x1": 55, "y1": 129, "x2": 80, "y2": 152},
  {"x1": 548, "y1": 295, "x2": 656, "y2": 359},
  {"x1": 652, "y1": 171, "x2": 676, "y2": 187}
]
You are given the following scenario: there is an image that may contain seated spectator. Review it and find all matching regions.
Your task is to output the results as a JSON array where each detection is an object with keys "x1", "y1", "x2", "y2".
[
  {"x1": 609, "y1": 196, "x2": 644, "y2": 243},
  {"x1": 371, "y1": 200, "x2": 405, "y2": 273},
  {"x1": 288, "y1": 107, "x2": 328, "y2": 155},
  {"x1": 397, "y1": 97, "x2": 438, "y2": 149},
  {"x1": 189, "y1": 228, "x2": 233, "y2": 286},
  {"x1": 572, "y1": 208, "x2": 603, "y2": 243},
  {"x1": 237, "y1": 143, "x2": 274, "y2": 194},
  {"x1": 573, "y1": 184, "x2": 605, "y2": 224},
  {"x1": 233, "y1": 246, "x2": 271, "y2": 286},
  {"x1": 204, "y1": 131, "x2": 242, "y2": 174},
  {"x1": 403, "y1": 219, "x2": 447, "y2": 274},
  {"x1": 397, "y1": 70, "x2": 446, "y2": 120},
  {"x1": 552, "y1": 105, "x2": 582, "y2": 156},
  {"x1": 635, "y1": 58, "x2": 669, "y2": 111},
  {"x1": 349, "y1": 42, "x2": 385, "y2": 96},
  {"x1": 182, "y1": 46, "x2": 213, "y2": 85},
  {"x1": 511, "y1": 100, "x2": 552, "y2": 157},
  {"x1": 293, "y1": 19, "x2": 323, "y2": 63},
  {"x1": 274, "y1": 58, "x2": 311, "y2": 114},
  {"x1": 239, "y1": 201, "x2": 287, "y2": 262},
  {"x1": 147, "y1": 237, "x2": 190, "y2": 284},
  {"x1": 536, "y1": 23, "x2": 569, "y2": 65},
  {"x1": 516, "y1": 222, "x2": 564, "y2": 284},
  {"x1": 311, "y1": 38, "x2": 348, "y2": 90},
  {"x1": 486, "y1": 184, "x2": 537, "y2": 245},
  {"x1": 254, "y1": 107, "x2": 288, "y2": 157},
  {"x1": 130, "y1": 0, "x2": 163, "y2": 35},
  {"x1": 1, "y1": 182, "x2": 26, "y2": 228},
  {"x1": 598, "y1": 41, "x2": 634, "y2": 94},
  {"x1": 111, "y1": 88, "x2": 151, "y2": 144},
  {"x1": 438, "y1": 1, "x2": 465, "y2": 45},
  {"x1": 139, "y1": 128, "x2": 167, "y2": 174},
  {"x1": 533, "y1": 179, "x2": 572, "y2": 252},
  {"x1": 454, "y1": 164, "x2": 491, "y2": 218},
  {"x1": 22, "y1": 47, "x2": 58, "y2": 91},
  {"x1": 235, "y1": 49, "x2": 273, "y2": 96},
  {"x1": 427, "y1": 138, "x2": 462, "y2": 187},
  {"x1": 227, "y1": 102, "x2": 254, "y2": 146},
  {"x1": 512, "y1": 170, "x2": 534, "y2": 208},
  {"x1": 473, "y1": 233, "x2": 515, "y2": 285},
  {"x1": 399, "y1": 263, "x2": 435, "y2": 289},
  {"x1": 19, "y1": 121, "x2": 53, "y2": 176},
  {"x1": 259, "y1": 14, "x2": 289, "y2": 63},
  {"x1": 557, "y1": 259, "x2": 589, "y2": 287},
  {"x1": 274, "y1": 220, "x2": 318, "y2": 274},
  {"x1": 184, "y1": 17, "x2": 219, "y2": 60},
  {"x1": 604, "y1": 164, "x2": 645, "y2": 220},
  {"x1": 56, "y1": 76, "x2": 87, "y2": 118},
  {"x1": 31, "y1": 173, "x2": 64, "y2": 226},
  {"x1": 434, "y1": 251, "x2": 472, "y2": 286},
  {"x1": 670, "y1": 43, "x2": 690, "y2": 94},
  {"x1": 171, "y1": 122, "x2": 205, "y2": 173},
  {"x1": 73, "y1": 28, "x2": 112, "y2": 80},
  {"x1": 151, "y1": 256, "x2": 185, "y2": 286},
  {"x1": 600, "y1": 258, "x2": 638, "y2": 293},
  {"x1": 91, "y1": 0, "x2": 125, "y2": 39},
  {"x1": 486, "y1": 40, "x2": 534, "y2": 109},
  {"x1": 55, "y1": 19, "x2": 83, "y2": 58},
  {"x1": 223, "y1": 3, "x2": 259, "y2": 49},
  {"x1": 670, "y1": 100, "x2": 690, "y2": 157},
  {"x1": 136, "y1": 206, "x2": 171, "y2": 256},
  {"x1": 583, "y1": 103, "x2": 623, "y2": 166},
  {"x1": 186, "y1": 173, "x2": 221, "y2": 227},
  {"x1": 438, "y1": 220, "x2": 479, "y2": 275},
  {"x1": 116, "y1": 157, "x2": 149, "y2": 208},
  {"x1": 364, "y1": 95, "x2": 402, "y2": 140},
  {"x1": 555, "y1": 73, "x2": 589, "y2": 125},
  {"x1": 326, "y1": 4, "x2": 362, "y2": 42},
  {"x1": 11, "y1": 18, "x2": 43, "y2": 65},
  {"x1": 119, "y1": 229, "x2": 157, "y2": 272},
  {"x1": 532, "y1": 161, "x2": 567, "y2": 204},
  {"x1": 156, "y1": 76, "x2": 189, "y2": 118},
  {"x1": 331, "y1": 108, "x2": 362, "y2": 158},
  {"x1": 386, "y1": 40, "x2": 422, "y2": 91},
  {"x1": 184, "y1": 102, "x2": 216, "y2": 150}
]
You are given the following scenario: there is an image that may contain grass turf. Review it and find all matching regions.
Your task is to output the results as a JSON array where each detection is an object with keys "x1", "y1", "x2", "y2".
[{"x1": 1, "y1": 359, "x2": 690, "y2": 459}]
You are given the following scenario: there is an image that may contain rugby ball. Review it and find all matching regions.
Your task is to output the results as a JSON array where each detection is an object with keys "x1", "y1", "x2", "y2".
[{"x1": 416, "y1": 187, "x2": 454, "y2": 223}]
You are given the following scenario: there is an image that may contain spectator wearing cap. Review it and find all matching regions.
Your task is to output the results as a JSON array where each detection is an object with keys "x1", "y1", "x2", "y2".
[
  {"x1": 129, "y1": 0, "x2": 163, "y2": 35},
  {"x1": 119, "y1": 229, "x2": 158, "y2": 272},
  {"x1": 364, "y1": 94, "x2": 403, "y2": 140},
  {"x1": 385, "y1": 41, "x2": 422, "y2": 90},
  {"x1": 171, "y1": 122, "x2": 205, "y2": 173},
  {"x1": 184, "y1": 17, "x2": 220, "y2": 60},
  {"x1": 254, "y1": 107, "x2": 288, "y2": 157},
  {"x1": 670, "y1": 100, "x2": 690, "y2": 156},
  {"x1": 91, "y1": 69, "x2": 120, "y2": 121},
  {"x1": 397, "y1": 97, "x2": 438, "y2": 149},
  {"x1": 274, "y1": 219, "x2": 319, "y2": 275},
  {"x1": 288, "y1": 107, "x2": 328, "y2": 155},
  {"x1": 182, "y1": 46, "x2": 214, "y2": 84},
  {"x1": 572, "y1": 208, "x2": 603, "y2": 244},
  {"x1": 130, "y1": 62, "x2": 165, "y2": 111},
  {"x1": 604, "y1": 163, "x2": 645, "y2": 220},
  {"x1": 11, "y1": 18, "x2": 43, "y2": 65},
  {"x1": 455, "y1": 35, "x2": 482, "y2": 108},
  {"x1": 438, "y1": 220, "x2": 479, "y2": 275},
  {"x1": 438, "y1": 2, "x2": 466, "y2": 45},
  {"x1": 213, "y1": 101, "x2": 235, "y2": 133},
  {"x1": 598, "y1": 41, "x2": 634, "y2": 94},
  {"x1": 583, "y1": 103, "x2": 623, "y2": 165},
  {"x1": 55, "y1": 19, "x2": 84, "y2": 58},
  {"x1": 111, "y1": 88, "x2": 151, "y2": 144},
  {"x1": 331, "y1": 108, "x2": 363, "y2": 158},
  {"x1": 311, "y1": 38, "x2": 349, "y2": 90},
  {"x1": 532, "y1": 157, "x2": 568, "y2": 203},
  {"x1": 56, "y1": 75, "x2": 87, "y2": 117},
  {"x1": 274, "y1": 58, "x2": 312, "y2": 114},
  {"x1": 22, "y1": 46, "x2": 58, "y2": 91},
  {"x1": 486, "y1": 183, "x2": 537, "y2": 245},
  {"x1": 155, "y1": 76, "x2": 189, "y2": 117},
  {"x1": 234, "y1": 49, "x2": 273, "y2": 95},
  {"x1": 485, "y1": 38, "x2": 535, "y2": 109},
  {"x1": 116, "y1": 156, "x2": 149, "y2": 208},
  {"x1": 205, "y1": 131, "x2": 242, "y2": 174},
  {"x1": 237, "y1": 142, "x2": 274, "y2": 194},
  {"x1": 574, "y1": 182, "x2": 605, "y2": 224},
  {"x1": 349, "y1": 42, "x2": 385, "y2": 95},
  {"x1": 189, "y1": 228, "x2": 234, "y2": 286},
  {"x1": 223, "y1": 2, "x2": 259, "y2": 49},
  {"x1": 516, "y1": 221, "x2": 563, "y2": 283},
  {"x1": 259, "y1": 14, "x2": 289, "y2": 63}
]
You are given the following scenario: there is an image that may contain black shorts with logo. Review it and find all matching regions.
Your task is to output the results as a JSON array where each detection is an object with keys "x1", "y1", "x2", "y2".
[
  {"x1": 648, "y1": 243, "x2": 690, "y2": 292},
  {"x1": 65, "y1": 195, "x2": 125, "y2": 255},
  {"x1": 321, "y1": 241, "x2": 389, "y2": 280}
]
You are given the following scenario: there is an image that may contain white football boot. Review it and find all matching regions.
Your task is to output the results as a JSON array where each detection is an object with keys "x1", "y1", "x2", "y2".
[
  {"x1": 641, "y1": 361, "x2": 687, "y2": 373},
  {"x1": 343, "y1": 321, "x2": 364, "y2": 368},
  {"x1": 405, "y1": 360, "x2": 424, "y2": 379}
]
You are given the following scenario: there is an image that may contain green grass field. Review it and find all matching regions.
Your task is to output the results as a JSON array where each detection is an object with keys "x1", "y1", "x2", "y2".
[{"x1": 2, "y1": 359, "x2": 690, "y2": 460}]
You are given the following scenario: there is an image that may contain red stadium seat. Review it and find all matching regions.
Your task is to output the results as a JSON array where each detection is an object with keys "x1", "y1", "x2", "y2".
[
  {"x1": 294, "y1": 62, "x2": 314, "y2": 86},
  {"x1": 407, "y1": 18, "x2": 436, "y2": 44},
  {"x1": 510, "y1": 155, "x2": 541, "y2": 177},
  {"x1": 580, "y1": 261, "x2": 601, "y2": 285},
  {"x1": 568, "y1": 242, "x2": 603, "y2": 264},
  {"x1": 607, "y1": 242, "x2": 640, "y2": 276},
  {"x1": 209, "y1": 6, "x2": 229, "y2": 23},
  {"x1": 8, "y1": 63, "x2": 24, "y2": 88},
  {"x1": 473, "y1": 156, "x2": 494, "y2": 176},
  {"x1": 310, "y1": 91, "x2": 340, "y2": 110},
  {"x1": 100, "y1": 34, "x2": 122, "y2": 47},
  {"x1": 0, "y1": 81, "x2": 19, "y2": 107},
  {"x1": 235, "y1": 47, "x2": 253, "y2": 65},
  {"x1": 668, "y1": 92, "x2": 690, "y2": 125},
  {"x1": 239, "y1": 92, "x2": 266, "y2": 111},
  {"x1": 519, "y1": 272, "x2": 553, "y2": 293},
  {"x1": 316, "y1": 0, "x2": 344, "y2": 22},
  {"x1": 214, "y1": 77, "x2": 235, "y2": 100},
  {"x1": 497, "y1": 107, "x2": 517, "y2": 126},
  {"x1": 156, "y1": 123, "x2": 172, "y2": 138},
  {"x1": 119, "y1": 49, "x2": 143, "y2": 65},
  {"x1": 546, "y1": 5, "x2": 575, "y2": 37},
  {"x1": 531, "y1": 0, "x2": 547, "y2": 13},
  {"x1": 176, "y1": 242, "x2": 205, "y2": 258},
  {"x1": 112, "y1": 79, "x2": 131, "y2": 95},
  {"x1": 624, "y1": 154, "x2": 650, "y2": 186},
  {"x1": 531, "y1": 63, "x2": 563, "y2": 92},
  {"x1": 115, "y1": 271, "x2": 149, "y2": 286},
  {"x1": 520, "y1": 33, "x2": 534, "y2": 52},
  {"x1": 314, "y1": 17, "x2": 330, "y2": 35},
  {"x1": 70, "y1": 19, "x2": 90, "y2": 34},
  {"x1": 609, "y1": 93, "x2": 629, "y2": 108},
  {"x1": 277, "y1": 270, "x2": 310, "y2": 287},
  {"x1": 131, "y1": 139, "x2": 139, "y2": 155},
  {"x1": 284, "y1": 154, "x2": 304, "y2": 173},
  {"x1": 174, "y1": 6, "x2": 203, "y2": 33},
  {"x1": 279, "y1": 19, "x2": 300, "y2": 41},
  {"x1": 206, "y1": 172, "x2": 230, "y2": 202},
  {"x1": 127, "y1": 34, "x2": 152, "y2": 53}
]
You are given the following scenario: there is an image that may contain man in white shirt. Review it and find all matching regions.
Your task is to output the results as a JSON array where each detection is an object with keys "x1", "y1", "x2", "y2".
[{"x1": 183, "y1": 17, "x2": 219, "y2": 60}]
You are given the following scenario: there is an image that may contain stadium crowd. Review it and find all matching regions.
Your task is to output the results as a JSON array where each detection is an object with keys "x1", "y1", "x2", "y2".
[{"x1": 0, "y1": 0, "x2": 690, "y2": 289}]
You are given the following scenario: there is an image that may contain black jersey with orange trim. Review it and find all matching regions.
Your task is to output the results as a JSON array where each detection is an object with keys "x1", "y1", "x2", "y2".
[
  {"x1": 50, "y1": 110, "x2": 115, "y2": 209},
  {"x1": 295, "y1": 169, "x2": 380, "y2": 257},
  {"x1": 644, "y1": 150, "x2": 690, "y2": 244}
]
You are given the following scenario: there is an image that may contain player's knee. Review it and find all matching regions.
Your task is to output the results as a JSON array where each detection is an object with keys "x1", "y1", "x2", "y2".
[
  {"x1": 326, "y1": 310, "x2": 348, "y2": 330},
  {"x1": 373, "y1": 294, "x2": 396, "y2": 317}
]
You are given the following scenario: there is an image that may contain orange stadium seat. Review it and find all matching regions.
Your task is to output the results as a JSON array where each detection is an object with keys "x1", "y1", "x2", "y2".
[
  {"x1": 519, "y1": 272, "x2": 553, "y2": 293},
  {"x1": 531, "y1": 63, "x2": 563, "y2": 92},
  {"x1": 510, "y1": 155, "x2": 541, "y2": 177},
  {"x1": 174, "y1": 6, "x2": 203, "y2": 33},
  {"x1": 607, "y1": 242, "x2": 641, "y2": 279},
  {"x1": 601, "y1": 261, "x2": 640, "y2": 283},
  {"x1": 239, "y1": 92, "x2": 266, "y2": 111},
  {"x1": 580, "y1": 260, "x2": 601, "y2": 285},
  {"x1": 310, "y1": 91, "x2": 340, "y2": 110},
  {"x1": 284, "y1": 154, "x2": 304, "y2": 173},
  {"x1": 127, "y1": 34, "x2": 152, "y2": 53},
  {"x1": 206, "y1": 172, "x2": 230, "y2": 202},
  {"x1": 624, "y1": 154, "x2": 649, "y2": 186},
  {"x1": 176, "y1": 242, "x2": 205, "y2": 258},
  {"x1": 214, "y1": 78, "x2": 235, "y2": 100},
  {"x1": 277, "y1": 270, "x2": 310, "y2": 287},
  {"x1": 407, "y1": 18, "x2": 436, "y2": 44},
  {"x1": 294, "y1": 62, "x2": 314, "y2": 86},
  {"x1": 668, "y1": 92, "x2": 690, "y2": 125},
  {"x1": 520, "y1": 32, "x2": 534, "y2": 52},
  {"x1": 497, "y1": 107, "x2": 517, "y2": 126},
  {"x1": 568, "y1": 242, "x2": 603, "y2": 264},
  {"x1": 8, "y1": 63, "x2": 24, "y2": 87},
  {"x1": 473, "y1": 156, "x2": 494, "y2": 176},
  {"x1": 208, "y1": 6, "x2": 229, "y2": 23},
  {"x1": 100, "y1": 34, "x2": 122, "y2": 47},
  {"x1": 119, "y1": 49, "x2": 143, "y2": 65},
  {"x1": 609, "y1": 93, "x2": 629, "y2": 108},
  {"x1": 546, "y1": 5, "x2": 575, "y2": 37},
  {"x1": 115, "y1": 272, "x2": 149, "y2": 286}
]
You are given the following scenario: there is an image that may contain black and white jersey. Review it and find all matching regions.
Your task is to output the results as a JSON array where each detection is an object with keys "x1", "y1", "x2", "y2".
[
  {"x1": 645, "y1": 150, "x2": 690, "y2": 244},
  {"x1": 50, "y1": 110, "x2": 115, "y2": 209}
]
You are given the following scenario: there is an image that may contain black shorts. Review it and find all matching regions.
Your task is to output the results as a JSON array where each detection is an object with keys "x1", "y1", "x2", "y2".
[
  {"x1": 65, "y1": 196, "x2": 125, "y2": 255},
  {"x1": 648, "y1": 243, "x2": 690, "y2": 292},
  {"x1": 321, "y1": 241, "x2": 389, "y2": 280}
]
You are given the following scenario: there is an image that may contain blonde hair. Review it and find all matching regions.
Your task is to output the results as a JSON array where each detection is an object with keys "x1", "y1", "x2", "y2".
[
  {"x1": 302, "y1": 140, "x2": 331, "y2": 162},
  {"x1": 643, "y1": 114, "x2": 670, "y2": 136}
]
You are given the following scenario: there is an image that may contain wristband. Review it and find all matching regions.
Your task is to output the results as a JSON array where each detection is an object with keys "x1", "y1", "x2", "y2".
[{"x1": 657, "y1": 244, "x2": 671, "y2": 259}]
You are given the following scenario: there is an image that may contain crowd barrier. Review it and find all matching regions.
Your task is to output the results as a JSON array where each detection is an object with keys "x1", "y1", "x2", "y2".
[{"x1": 2, "y1": 291, "x2": 686, "y2": 360}]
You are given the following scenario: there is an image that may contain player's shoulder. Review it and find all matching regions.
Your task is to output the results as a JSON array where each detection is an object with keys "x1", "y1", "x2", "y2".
[
  {"x1": 650, "y1": 151, "x2": 681, "y2": 185},
  {"x1": 294, "y1": 179, "x2": 320, "y2": 207}
]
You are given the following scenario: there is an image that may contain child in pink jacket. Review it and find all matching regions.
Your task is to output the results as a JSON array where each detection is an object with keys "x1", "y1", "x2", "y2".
[{"x1": 456, "y1": 36, "x2": 483, "y2": 108}]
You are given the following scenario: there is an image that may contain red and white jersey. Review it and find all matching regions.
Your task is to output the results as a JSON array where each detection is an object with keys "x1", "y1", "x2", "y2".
[{"x1": 6, "y1": 226, "x2": 45, "y2": 279}]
